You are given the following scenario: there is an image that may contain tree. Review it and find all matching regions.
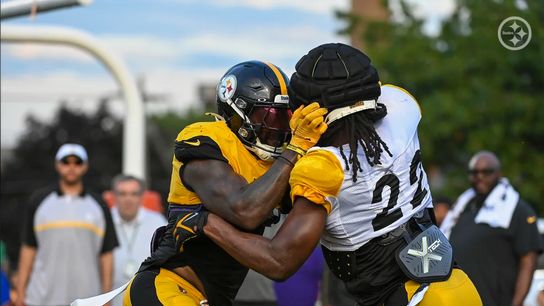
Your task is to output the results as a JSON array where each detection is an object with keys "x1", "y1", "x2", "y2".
[{"x1": 340, "y1": 0, "x2": 544, "y2": 211}]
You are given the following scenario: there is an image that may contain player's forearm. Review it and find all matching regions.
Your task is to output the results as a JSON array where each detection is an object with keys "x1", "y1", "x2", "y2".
[
  {"x1": 16, "y1": 245, "x2": 36, "y2": 294},
  {"x1": 99, "y1": 252, "x2": 114, "y2": 293},
  {"x1": 204, "y1": 214, "x2": 296, "y2": 281},
  {"x1": 227, "y1": 149, "x2": 298, "y2": 229},
  {"x1": 512, "y1": 252, "x2": 537, "y2": 306}
]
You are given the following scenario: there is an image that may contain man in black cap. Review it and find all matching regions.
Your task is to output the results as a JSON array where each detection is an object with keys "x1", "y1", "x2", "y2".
[{"x1": 187, "y1": 43, "x2": 482, "y2": 305}]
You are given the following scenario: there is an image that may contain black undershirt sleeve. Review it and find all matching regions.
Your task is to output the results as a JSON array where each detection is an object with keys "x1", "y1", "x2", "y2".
[
  {"x1": 174, "y1": 136, "x2": 227, "y2": 164},
  {"x1": 92, "y1": 193, "x2": 119, "y2": 254},
  {"x1": 175, "y1": 136, "x2": 228, "y2": 191},
  {"x1": 21, "y1": 189, "x2": 52, "y2": 248},
  {"x1": 511, "y1": 200, "x2": 543, "y2": 256}
]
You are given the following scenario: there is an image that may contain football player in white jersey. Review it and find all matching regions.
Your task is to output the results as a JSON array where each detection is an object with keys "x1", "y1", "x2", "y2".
[{"x1": 179, "y1": 43, "x2": 482, "y2": 306}]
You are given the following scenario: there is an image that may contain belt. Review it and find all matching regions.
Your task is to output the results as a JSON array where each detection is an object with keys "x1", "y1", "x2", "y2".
[{"x1": 322, "y1": 208, "x2": 440, "y2": 283}]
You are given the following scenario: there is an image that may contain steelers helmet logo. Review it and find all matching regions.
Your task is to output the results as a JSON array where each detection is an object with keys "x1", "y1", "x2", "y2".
[{"x1": 218, "y1": 75, "x2": 237, "y2": 102}]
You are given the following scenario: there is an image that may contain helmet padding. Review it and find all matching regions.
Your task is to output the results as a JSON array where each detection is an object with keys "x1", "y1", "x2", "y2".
[{"x1": 289, "y1": 43, "x2": 381, "y2": 111}]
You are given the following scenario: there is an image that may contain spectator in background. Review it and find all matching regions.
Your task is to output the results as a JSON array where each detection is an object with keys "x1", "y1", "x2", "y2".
[
  {"x1": 441, "y1": 151, "x2": 542, "y2": 306},
  {"x1": 15, "y1": 143, "x2": 118, "y2": 306},
  {"x1": 110, "y1": 175, "x2": 167, "y2": 306},
  {"x1": 432, "y1": 196, "x2": 452, "y2": 227}
]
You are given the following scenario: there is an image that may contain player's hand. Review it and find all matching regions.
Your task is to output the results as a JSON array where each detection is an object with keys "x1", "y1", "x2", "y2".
[
  {"x1": 288, "y1": 102, "x2": 328, "y2": 154},
  {"x1": 173, "y1": 210, "x2": 208, "y2": 253},
  {"x1": 14, "y1": 290, "x2": 26, "y2": 306}
]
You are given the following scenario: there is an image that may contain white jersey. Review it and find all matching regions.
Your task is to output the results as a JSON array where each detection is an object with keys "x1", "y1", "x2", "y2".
[{"x1": 289, "y1": 85, "x2": 432, "y2": 252}]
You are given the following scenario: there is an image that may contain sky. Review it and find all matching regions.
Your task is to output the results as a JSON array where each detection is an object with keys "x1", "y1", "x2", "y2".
[{"x1": 0, "y1": 0, "x2": 455, "y2": 149}]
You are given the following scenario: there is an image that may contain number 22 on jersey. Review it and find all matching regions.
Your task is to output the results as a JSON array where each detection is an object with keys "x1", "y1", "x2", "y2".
[{"x1": 371, "y1": 150, "x2": 429, "y2": 231}]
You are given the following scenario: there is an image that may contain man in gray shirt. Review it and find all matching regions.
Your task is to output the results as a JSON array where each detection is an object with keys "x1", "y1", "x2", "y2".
[{"x1": 15, "y1": 143, "x2": 118, "y2": 306}]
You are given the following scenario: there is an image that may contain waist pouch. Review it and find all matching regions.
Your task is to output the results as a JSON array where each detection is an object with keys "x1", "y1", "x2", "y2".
[{"x1": 396, "y1": 225, "x2": 453, "y2": 283}]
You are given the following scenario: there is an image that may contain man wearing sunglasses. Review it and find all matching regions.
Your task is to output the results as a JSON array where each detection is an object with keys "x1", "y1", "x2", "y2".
[
  {"x1": 441, "y1": 150, "x2": 542, "y2": 306},
  {"x1": 16, "y1": 143, "x2": 118, "y2": 306}
]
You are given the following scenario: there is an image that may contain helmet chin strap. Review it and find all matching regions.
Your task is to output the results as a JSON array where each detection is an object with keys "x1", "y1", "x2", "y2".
[
  {"x1": 324, "y1": 100, "x2": 377, "y2": 125},
  {"x1": 204, "y1": 112, "x2": 226, "y2": 122}
]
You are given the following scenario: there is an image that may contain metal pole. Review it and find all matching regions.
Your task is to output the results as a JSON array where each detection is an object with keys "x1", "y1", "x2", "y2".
[
  {"x1": 1, "y1": 25, "x2": 146, "y2": 178},
  {"x1": 1, "y1": 0, "x2": 92, "y2": 20}
]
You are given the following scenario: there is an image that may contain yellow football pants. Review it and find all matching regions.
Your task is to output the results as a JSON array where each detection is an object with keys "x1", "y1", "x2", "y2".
[
  {"x1": 123, "y1": 268, "x2": 206, "y2": 306},
  {"x1": 403, "y1": 268, "x2": 482, "y2": 306}
]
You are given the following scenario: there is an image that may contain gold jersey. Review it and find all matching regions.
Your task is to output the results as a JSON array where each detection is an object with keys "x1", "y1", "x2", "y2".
[{"x1": 167, "y1": 121, "x2": 272, "y2": 205}]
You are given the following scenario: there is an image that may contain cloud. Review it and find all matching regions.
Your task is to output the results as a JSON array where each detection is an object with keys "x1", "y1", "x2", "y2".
[
  {"x1": 2, "y1": 25, "x2": 348, "y2": 71},
  {"x1": 1, "y1": 0, "x2": 351, "y2": 149},
  {"x1": 184, "y1": 26, "x2": 348, "y2": 60},
  {"x1": 388, "y1": 0, "x2": 456, "y2": 36},
  {"x1": 1, "y1": 35, "x2": 181, "y2": 67},
  {"x1": 102, "y1": 25, "x2": 348, "y2": 66},
  {"x1": 1, "y1": 43, "x2": 96, "y2": 63},
  {"x1": 142, "y1": 67, "x2": 225, "y2": 110},
  {"x1": 406, "y1": 0, "x2": 456, "y2": 18},
  {"x1": 1, "y1": 71, "x2": 115, "y2": 147},
  {"x1": 194, "y1": 0, "x2": 349, "y2": 15},
  {"x1": 100, "y1": 35, "x2": 181, "y2": 61},
  {"x1": 1, "y1": 71, "x2": 116, "y2": 95},
  {"x1": 0, "y1": 68, "x2": 220, "y2": 109},
  {"x1": 0, "y1": 68, "x2": 226, "y2": 147},
  {"x1": 410, "y1": 0, "x2": 456, "y2": 36}
]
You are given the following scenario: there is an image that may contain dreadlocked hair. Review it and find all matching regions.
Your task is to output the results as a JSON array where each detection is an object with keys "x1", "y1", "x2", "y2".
[{"x1": 318, "y1": 103, "x2": 392, "y2": 182}]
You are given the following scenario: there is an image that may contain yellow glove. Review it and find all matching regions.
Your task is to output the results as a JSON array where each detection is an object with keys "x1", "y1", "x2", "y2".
[{"x1": 288, "y1": 102, "x2": 328, "y2": 155}]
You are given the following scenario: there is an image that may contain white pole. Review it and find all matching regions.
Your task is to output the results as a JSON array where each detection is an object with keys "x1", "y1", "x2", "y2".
[
  {"x1": 1, "y1": 25, "x2": 146, "y2": 178},
  {"x1": 1, "y1": 0, "x2": 92, "y2": 20}
]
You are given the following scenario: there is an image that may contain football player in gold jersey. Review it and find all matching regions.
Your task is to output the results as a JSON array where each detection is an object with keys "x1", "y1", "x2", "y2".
[
  {"x1": 195, "y1": 44, "x2": 482, "y2": 306},
  {"x1": 122, "y1": 61, "x2": 327, "y2": 306}
]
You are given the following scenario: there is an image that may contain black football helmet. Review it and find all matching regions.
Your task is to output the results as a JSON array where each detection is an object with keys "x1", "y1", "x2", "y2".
[
  {"x1": 288, "y1": 43, "x2": 383, "y2": 124},
  {"x1": 216, "y1": 61, "x2": 292, "y2": 161}
]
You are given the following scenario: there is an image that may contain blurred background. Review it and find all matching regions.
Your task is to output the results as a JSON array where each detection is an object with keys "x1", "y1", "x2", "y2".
[
  {"x1": 1, "y1": 0, "x2": 542, "y2": 304},
  {"x1": 1, "y1": 0, "x2": 353, "y2": 269}
]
